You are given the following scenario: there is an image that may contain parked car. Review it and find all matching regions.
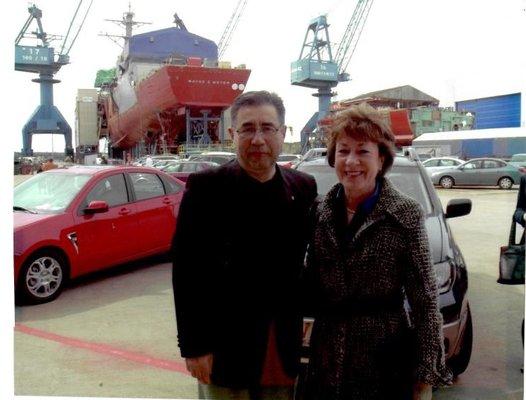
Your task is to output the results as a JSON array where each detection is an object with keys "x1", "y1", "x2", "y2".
[
  {"x1": 160, "y1": 160, "x2": 220, "y2": 182},
  {"x1": 187, "y1": 151, "x2": 236, "y2": 165},
  {"x1": 133, "y1": 154, "x2": 180, "y2": 167},
  {"x1": 422, "y1": 157, "x2": 464, "y2": 176},
  {"x1": 415, "y1": 153, "x2": 434, "y2": 161},
  {"x1": 430, "y1": 158, "x2": 524, "y2": 189},
  {"x1": 302, "y1": 147, "x2": 327, "y2": 162},
  {"x1": 13, "y1": 166, "x2": 185, "y2": 304},
  {"x1": 152, "y1": 159, "x2": 181, "y2": 169},
  {"x1": 277, "y1": 153, "x2": 301, "y2": 168},
  {"x1": 508, "y1": 153, "x2": 526, "y2": 171},
  {"x1": 293, "y1": 147, "x2": 327, "y2": 169},
  {"x1": 296, "y1": 153, "x2": 473, "y2": 378}
]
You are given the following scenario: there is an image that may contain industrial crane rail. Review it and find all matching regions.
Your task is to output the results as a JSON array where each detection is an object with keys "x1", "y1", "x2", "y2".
[
  {"x1": 334, "y1": 0, "x2": 374, "y2": 76},
  {"x1": 217, "y1": 0, "x2": 248, "y2": 59}
]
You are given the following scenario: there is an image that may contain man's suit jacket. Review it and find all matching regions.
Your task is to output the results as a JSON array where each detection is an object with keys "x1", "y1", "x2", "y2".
[{"x1": 172, "y1": 160, "x2": 317, "y2": 387}]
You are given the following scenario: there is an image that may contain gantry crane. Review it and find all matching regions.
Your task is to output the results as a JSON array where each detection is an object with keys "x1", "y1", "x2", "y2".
[
  {"x1": 15, "y1": 1, "x2": 93, "y2": 156},
  {"x1": 291, "y1": 0, "x2": 374, "y2": 150}
]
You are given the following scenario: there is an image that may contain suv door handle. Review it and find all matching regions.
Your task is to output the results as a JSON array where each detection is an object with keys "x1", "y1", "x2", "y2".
[{"x1": 163, "y1": 198, "x2": 172, "y2": 205}]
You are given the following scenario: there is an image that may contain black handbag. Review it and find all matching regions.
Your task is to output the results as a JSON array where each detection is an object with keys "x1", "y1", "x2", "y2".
[{"x1": 498, "y1": 219, "x2": 525, "y2": 285}]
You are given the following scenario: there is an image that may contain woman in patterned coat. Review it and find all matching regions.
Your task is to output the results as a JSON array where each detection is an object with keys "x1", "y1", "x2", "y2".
[{"x1": 303, "y1": 103, "x2": 452, "y2": 400}]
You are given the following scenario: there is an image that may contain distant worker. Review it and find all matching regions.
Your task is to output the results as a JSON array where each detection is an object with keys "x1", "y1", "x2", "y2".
[
  {"x1": 172, "y1": 91, "x2": 317, "y2": 400},
  {"x1": 41, "y1": 158, "x2": 58, "y2": 172},
  {"x1": 145, "y1": 155, "x2": 154, "y2": 167}
]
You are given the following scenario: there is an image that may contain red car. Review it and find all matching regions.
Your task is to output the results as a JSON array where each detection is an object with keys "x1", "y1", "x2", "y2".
[{"x1": 13, "y1": 166, "x2": 184, "y2": 304}]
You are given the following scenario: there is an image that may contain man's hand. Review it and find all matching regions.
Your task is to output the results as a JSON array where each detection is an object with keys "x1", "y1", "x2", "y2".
[
  {"x1": 185, "y1": 354, "x2": 213, "y2": 384},
  {"x1": 412, "y1": 381, "x2": 432, "y2": 400}
]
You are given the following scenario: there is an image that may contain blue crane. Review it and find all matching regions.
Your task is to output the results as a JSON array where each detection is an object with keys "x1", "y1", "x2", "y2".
[
  {"x1": 291, "y1": 0, "x2": 374, "y2": 151},
  {"x1": 15, "y1": 1, "x2": 93, "y2": 157}
]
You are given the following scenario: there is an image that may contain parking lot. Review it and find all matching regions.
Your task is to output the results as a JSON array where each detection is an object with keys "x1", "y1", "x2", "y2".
[{"x1": 12, "y1": 185, "x2": 525, "y2": 399}]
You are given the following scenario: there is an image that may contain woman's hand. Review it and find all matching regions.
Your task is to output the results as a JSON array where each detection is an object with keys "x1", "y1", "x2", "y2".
[{"x1": 412, "y1": 381, "x2": 432, "y2": 400}]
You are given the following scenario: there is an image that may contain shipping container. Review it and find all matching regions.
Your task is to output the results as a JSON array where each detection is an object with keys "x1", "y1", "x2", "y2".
[{"x1": 75, "y1": 89, "x2": 99, "y2": 147}]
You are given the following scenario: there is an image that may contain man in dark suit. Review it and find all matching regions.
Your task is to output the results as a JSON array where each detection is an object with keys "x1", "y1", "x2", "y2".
[{"x1": 172, "y1": 91, "x2": 317, "y2": 399}]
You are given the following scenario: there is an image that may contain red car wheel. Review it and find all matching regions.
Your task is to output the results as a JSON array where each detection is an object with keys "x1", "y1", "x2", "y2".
[{"x1": 17, "y1": 250, "x2": 68, "y2": 304}]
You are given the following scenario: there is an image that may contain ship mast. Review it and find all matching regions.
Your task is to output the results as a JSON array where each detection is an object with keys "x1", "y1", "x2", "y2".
[
  {"x1": 173, "y1": 13, "x2": 187, "y2": 31},
  {"x1": 98, "y1": 3, "x2": 151, "y2": 48}
]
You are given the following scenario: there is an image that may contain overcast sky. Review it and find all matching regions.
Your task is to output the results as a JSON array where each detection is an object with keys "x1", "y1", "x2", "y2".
[{"x1": 4, "y1": 0, "x2": 526, "y2": 155}]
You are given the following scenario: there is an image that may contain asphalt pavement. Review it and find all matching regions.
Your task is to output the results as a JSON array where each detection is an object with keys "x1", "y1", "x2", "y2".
[
  {"x1": 433, "y1": 188, "x2": 524, "y2": 400},
  {"x1": 10, "y1": 183, "x2": 526, "y2": 399}
]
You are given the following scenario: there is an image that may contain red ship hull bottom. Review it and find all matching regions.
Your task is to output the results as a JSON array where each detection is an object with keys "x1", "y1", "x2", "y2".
[{"x1": 107, "y1": 65, "x2": 251, "y2": 149}]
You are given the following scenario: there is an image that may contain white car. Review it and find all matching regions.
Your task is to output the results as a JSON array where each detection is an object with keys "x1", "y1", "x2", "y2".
[
  {"x1": 187, "y1": 151, "x2": 236, "y2": 165},
  {"x1": 422, "y1": 157, "x2": 464, "y2": 176},
  {"x1": 293, "y1": 147, "x2": 327, "y2": 169},
  {"x1": 277, "y1": 154, "x2": 301, "y2": 168}
]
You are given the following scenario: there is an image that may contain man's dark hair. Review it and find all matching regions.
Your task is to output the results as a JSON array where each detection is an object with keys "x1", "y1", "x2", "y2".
[{"x1": 230, "y1": 91, "x2": 285, "y2": 126}]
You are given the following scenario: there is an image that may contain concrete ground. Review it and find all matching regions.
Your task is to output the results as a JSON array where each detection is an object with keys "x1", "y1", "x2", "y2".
[
  {"x1": 11, "y1": 181, "x2": 525, "y2": 399},
  {"x1": 433, "y1": 188, "x2": 524, "y2": 400},
  {"x1": 14, "y1": 260, "x2": 198, "y2": 398}
]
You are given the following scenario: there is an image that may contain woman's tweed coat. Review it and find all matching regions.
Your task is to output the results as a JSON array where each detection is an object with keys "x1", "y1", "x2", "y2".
[{"x1": 304, "y1": 178, "x2": 452, "y2": 400}]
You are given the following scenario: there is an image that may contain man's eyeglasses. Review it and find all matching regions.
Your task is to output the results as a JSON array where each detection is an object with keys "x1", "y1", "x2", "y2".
[{"x1": 236, "y1": 125, "x2": 281, "y2": 138}]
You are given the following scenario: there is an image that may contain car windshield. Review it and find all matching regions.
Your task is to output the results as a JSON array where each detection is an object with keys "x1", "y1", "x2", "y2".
[
  {"x1": 14, "y1": 172, "x2": 91, "y2": 214},
  {"x1": 298, "y1": 164, "x2": 432, "y2": 214}
]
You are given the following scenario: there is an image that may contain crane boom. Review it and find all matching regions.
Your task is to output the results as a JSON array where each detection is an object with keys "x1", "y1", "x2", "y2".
[
  {"x1": 60, "y1": 0, "x2": 94, "y2": 57},
  {"x1": 334, "y1": 0, "x2": 374, "y2": 77},
  {"x1": 217, "y1": 0, "x2": 247, "y2": 59}
]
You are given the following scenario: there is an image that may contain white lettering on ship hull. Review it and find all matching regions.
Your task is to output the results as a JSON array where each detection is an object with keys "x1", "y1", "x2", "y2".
[{"x1": 188, "y1": 80, "x2": 245, "y2": 90}]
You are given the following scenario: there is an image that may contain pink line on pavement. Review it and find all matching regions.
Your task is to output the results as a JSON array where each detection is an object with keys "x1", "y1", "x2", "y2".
[{"x1": 15, "y1": 323, "x2": 190, "y2": 376}]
